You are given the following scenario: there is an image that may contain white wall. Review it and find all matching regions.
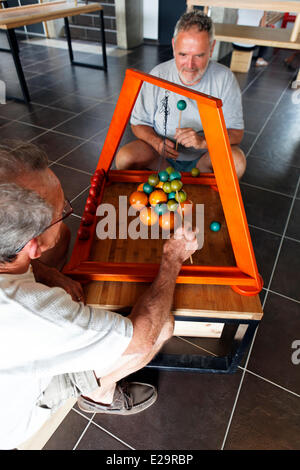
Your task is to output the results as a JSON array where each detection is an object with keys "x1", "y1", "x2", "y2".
[{"x1": 143, "y1": 0, "x2": 159, "y2": 39}]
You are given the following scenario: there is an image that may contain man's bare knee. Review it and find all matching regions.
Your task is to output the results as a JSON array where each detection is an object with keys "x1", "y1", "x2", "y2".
[{"x1": 232, "y1": 146, "x2": 246, "y2": 179}]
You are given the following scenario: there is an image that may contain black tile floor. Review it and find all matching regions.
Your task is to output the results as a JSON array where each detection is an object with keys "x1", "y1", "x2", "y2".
[{"x1": 0, "y1": 35, "x2": 300, "y2": 450}]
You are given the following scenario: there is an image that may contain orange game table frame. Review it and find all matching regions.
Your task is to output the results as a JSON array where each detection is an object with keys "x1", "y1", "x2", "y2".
[{"x1": 64, "y1": 69, "x2": 263, "y2": 373}]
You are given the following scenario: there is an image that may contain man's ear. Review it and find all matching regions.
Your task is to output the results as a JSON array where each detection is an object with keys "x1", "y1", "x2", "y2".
[
  {"x1": 26, "y1": 238, "x2": 42, "y2": 260},
  {"x1": 210, "y1": 39, "x2": 216, "y2": 57},
  {"x1": 172, "y1": 37, "x2": 175, "y2": 54}
]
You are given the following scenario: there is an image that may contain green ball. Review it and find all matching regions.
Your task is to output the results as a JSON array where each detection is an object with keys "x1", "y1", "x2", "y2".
[
  {"x1": 177, "y1": 99, "x2": 187, "y2": 111},
  {"x1": 210, "y1": 221, "x2": 221, "y2": 232},
  {"x1": 148, "y1": 174, "x2": 159, "y2": 186},
  {"x1": 167, "y1": 199, "x2": 178, "y2": 212},
  {"x1": 191, "y1": 167, "x2": 200, "y2": 177},
  {"x1": 170, "y1": 179, "x2": 183, "y2": 192},
  {"x1": 166, "y1": 166, "x2": 175, "y2": 175},
  {"x1": 154, "y1": 203, "x2": 168, "y2": 216},
  {"x1": 175, "y1": 190, "x2": 187, "y2": 203},
  {"x1": 169, "y1": 170, "x2": 182, "y2": 181},
  {"x1": 158, "y1": 170, "x2": 169, "y2": 182},
  {"x1": 162, "y1": 181, "x2": 172, "y2": 194},
  {"x1": 143, "y1": 182, "x2": 154, "y2": 194}
]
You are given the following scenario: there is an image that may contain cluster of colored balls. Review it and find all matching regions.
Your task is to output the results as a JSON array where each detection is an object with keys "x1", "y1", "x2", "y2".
[{"x1": 129, "y1": 167, "x2": 194, "y2": 230}]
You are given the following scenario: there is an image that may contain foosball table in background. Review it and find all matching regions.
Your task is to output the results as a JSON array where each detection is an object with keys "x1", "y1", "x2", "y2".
[{"x1": 64, "y1": 69, "x2": 264, "y2": 374}]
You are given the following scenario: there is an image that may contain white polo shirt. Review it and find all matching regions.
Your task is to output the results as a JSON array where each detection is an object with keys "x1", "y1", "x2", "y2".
[{"x1": 0, "y1": 268, "x2": 133, "y2": 449}]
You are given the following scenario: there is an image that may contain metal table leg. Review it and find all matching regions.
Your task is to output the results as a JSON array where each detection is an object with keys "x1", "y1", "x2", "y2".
[
  {"x1": 64, "y1": 10, "x2": 107, "y2": 71},
  {"x1": 6, "y1": 28, "x2": 30, "y2": 102},
  {"x1": 146, "y1": 317, "x2": 260, "y2": 374}
]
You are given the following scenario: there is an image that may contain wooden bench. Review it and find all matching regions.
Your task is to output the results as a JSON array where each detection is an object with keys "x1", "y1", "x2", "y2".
[
  {"x1": 0, "y1": 0, "x2": 107, "y2": 102},
  {"x1": 186, "y1": 0, "x2": 300, "y2": 84}
]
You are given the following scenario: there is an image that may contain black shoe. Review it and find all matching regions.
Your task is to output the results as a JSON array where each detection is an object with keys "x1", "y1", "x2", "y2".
[{"x1": 77, "y1": 381, "x2": 157, "y2": 415}]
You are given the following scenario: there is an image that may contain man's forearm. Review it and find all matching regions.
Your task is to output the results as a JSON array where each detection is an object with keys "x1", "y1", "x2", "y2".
[
  {"x1": 131, "y1": 124, "x2": 162, "y2": 153},
  {"x1": 227, "y1": 129, "x2": 244, "y2": 146},
  {"x1": 129, "y1": 256, "x2": 181, "y2": 347}
]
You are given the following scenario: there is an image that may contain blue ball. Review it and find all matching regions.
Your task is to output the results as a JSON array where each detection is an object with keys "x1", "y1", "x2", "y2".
[
  {"x1": 154, "y1": 203, "x2": 168, "y2": 216},
  {"x1": 168, "y1": 191, "x2": 176, "y2": 200},
  {"x1": 169, "y1": 171, "x2": 181, "y2": 181},
  {"x1": 143, "y1": 182, "x2": 154, "y2": 194},
  {"x1": 210, "y1": 221, "x2": 221, "y2": 232},
  {"x1": 158, "y1": 170, "x2": 169, "y2": 182},
  {"x1": 177, "y1": 100, "x2": 187, "y2": 111}
]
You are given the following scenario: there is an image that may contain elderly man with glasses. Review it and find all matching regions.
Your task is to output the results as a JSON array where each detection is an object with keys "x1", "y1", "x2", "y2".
[{"x1": 0, "y1": 143, "x2": 198, "y2": 449}]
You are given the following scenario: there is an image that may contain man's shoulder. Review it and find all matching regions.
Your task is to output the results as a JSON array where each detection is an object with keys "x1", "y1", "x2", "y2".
[{"x1": 207, "y1": 61, "x2": 235, "y2": 79}]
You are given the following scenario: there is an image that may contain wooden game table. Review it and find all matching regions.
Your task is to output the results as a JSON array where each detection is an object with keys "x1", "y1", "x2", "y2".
[
  {"x1": 0, "y1": 0, "x2": 107, "y2": 102},
  {"x1": 64, "y1": 69, "x2": 264, "y2": 373},
  {"x1": 66, "y1": 173, "x2": 263, "y2": 373}
]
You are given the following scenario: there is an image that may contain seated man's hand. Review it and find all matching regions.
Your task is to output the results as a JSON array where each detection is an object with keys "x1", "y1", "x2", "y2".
[
  {"x1": 156, "y1": 138, "x2": 179, "y2": 160},
  {"x1": 175, "y1": 128, "x2": 207, "y2": 150},
  {"x1": 163, "y1": 226, "x2": 198, "y2": 265},
  {"x1": 31, "y1": 261, "x2": 85, "y2": 303}
]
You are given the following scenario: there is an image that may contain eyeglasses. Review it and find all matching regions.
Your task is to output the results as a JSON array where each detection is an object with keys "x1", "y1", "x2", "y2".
[{"x1": 15, "y1": 199, "x2": 73, "y2": 254}]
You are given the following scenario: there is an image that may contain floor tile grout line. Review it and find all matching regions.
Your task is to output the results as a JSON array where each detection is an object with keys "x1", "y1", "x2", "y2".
[
  {"x1": 263, "y1": 175, "x2": 300, "y2": 297},
  {"x1": 240, "y1": 180, "x2": 295, "y2": 199},
  {"x1": 70, "y1": 185, "x2": 91, "y2": 204},
  {"x1": 71, "y1": 407, "x2": 135, "y2": 450},
  {"x1": 178, "y1": 336, "x2": 300, "y2": 399},
  {"x1": 88, "y1": 420, "x2": 136, "y2": 450},
  {"x1": 267, "y1": 289, "x2": 300, "y2": 303},
  {"x1": 221, "y1": 174, "x2": 300, "y2": 450},
  {"x1": 220, "y1": 329, "x2": 258, "y2": 450},
  {"x1": 236, "y1": 367, "x2": 300, "y2": 398},
  {"x1": 245, "y1": 81, "x2": 292, "y2": 157},
  {"x1": 72, "y1": 414, "x2": 95, "y2": 450},
  {"x1": 240, "y1": 55, "x2": 276, "y2": 96}
]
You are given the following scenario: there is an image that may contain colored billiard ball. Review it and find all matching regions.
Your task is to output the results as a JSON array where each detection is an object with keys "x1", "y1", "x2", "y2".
[
  {"x1": 129, "y1": 191, "x2": 148, "y2": 210},
  {"x1": 149, "y1": 189, "x2": 168, "y2": 206},
  {"x1": 148, "y1": 174, "x2": 159, "y2": 187},
  {"x1": 154, "y1": 203, "x2": 168, "y2": 216},
  {"x1": 143, "y1": 182, "x2": 154, "y2": 194},
  {"x1": 210, "y1": 221, "x2": 221, "y2": 232},
  {"x1": 175, "y1": 190, "x2": 187, "y2": 203},
  {"x1": 191, "y1": 167, "x2": 200, "y2": 177},
  {"x1": 170, "y1": 179, "x2": 183, "y2": 192},
  {"x1": 177, "y1": 99, "x2": 187, "y2": 111},
  {"x1": 139, "y1": 207, "x2": 158, "y2": 226},
  {"x1": 169, "y1": 170, "x2": 181, "y2": 181},
  {"x1": 158, "y1": 170, "x2": 169, "y2": 182}
]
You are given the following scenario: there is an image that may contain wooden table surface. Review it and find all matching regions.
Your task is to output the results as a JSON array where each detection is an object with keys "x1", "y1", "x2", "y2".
[{"x1": 84, "y1": 181, "x2": 263, "y2": 329}]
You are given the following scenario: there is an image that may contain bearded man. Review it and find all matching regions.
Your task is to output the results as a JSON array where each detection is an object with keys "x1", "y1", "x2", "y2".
[{"x1": 116, "y1": 10, "x2": 246, "y2": 179}]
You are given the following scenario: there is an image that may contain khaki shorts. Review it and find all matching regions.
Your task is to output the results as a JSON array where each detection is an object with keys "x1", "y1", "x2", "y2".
[{"x1": 37, "y1": 371, "x2": 99, "y2": 412}]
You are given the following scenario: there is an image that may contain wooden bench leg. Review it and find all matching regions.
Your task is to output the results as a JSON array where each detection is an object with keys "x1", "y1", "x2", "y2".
[
  {"x1": 230, "y1": 49, "x2": 253, "y2": 73},
  {"x1": 64, "y1": 9, "x2": 107, "y2": 71},
  {"x1": 6, "y1": 28, "x2": 30, "y2": 102}
]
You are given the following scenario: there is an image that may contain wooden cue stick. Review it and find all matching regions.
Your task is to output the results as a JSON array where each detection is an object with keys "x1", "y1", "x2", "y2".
[
  {"x1": 176, "y1": 190, "x2": 193, "y2": 264},
  {"x1": 175, "y1": 110, "x2": 182, "y2": 151}
]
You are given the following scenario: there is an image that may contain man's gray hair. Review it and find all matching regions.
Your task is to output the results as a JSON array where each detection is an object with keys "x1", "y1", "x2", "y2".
[
  {"x1": 0, "y1": 142, "x2": 48, "y2": 181},
  {"x1": 0, "y1": 183, "x2": 53, "y2": 263},
  {"x1": 173, "y1": 10, "x2": 215, "y2": 44}
]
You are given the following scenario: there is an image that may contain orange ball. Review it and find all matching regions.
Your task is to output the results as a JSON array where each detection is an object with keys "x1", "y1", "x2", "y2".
[
  {"x1": 139, "y1": 207, "x2": 158, "y2": 226},
  {"x1": 129, "y1": 191, "x2": 148, "y2": 210},
  {"x1": 177, "y1": 200, "x2": 193, "y2": 217},
  {"x1": 155, "y1": 181, "x2": 164, "y2": 189},
  {"x1": 159, "y1": 212, "x2": 177, "y2": 231},
  {"x1": 149, "y1": 189, "x2": 168, "y2": 206},
  {"x1": 137, "y1": 183, "x2": 145, "y2": 192}
]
